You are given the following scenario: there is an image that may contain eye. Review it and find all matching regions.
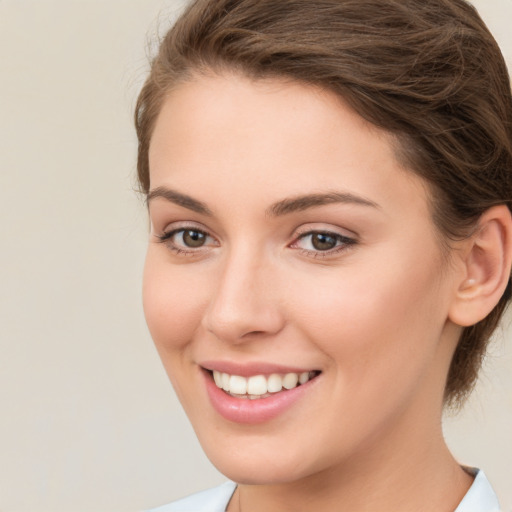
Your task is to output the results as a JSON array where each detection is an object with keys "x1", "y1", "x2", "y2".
[
  {"x1": 307, "y1": 232, "x2": 338, "y2": 251},
  {"x1": 155, "y1": 226, "x2": 218, "y2": 254},
  {"x1": 175, "y1": 229, "x2": 208, "y2": 248},
  {"x1": 292, "y1": 230, "x2": 356, "y2": 255}
]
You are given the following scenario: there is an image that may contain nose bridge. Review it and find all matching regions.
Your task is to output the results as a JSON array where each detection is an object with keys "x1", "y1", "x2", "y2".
[{"x1": 202, "y1": 242, "x2": 283, "y2": 343}]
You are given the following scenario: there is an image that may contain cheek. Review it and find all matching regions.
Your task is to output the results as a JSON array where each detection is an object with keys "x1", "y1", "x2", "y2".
[
  {"x1": 142, "y1": 252, "x2": 209, "y2": 354},
  {"x1": 291, "y1": 246, "x2": 447, "y2": 397}
]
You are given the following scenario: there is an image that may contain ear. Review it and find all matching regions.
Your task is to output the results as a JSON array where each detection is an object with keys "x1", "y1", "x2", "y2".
[{"x1": 448, "y1": 205, "x2": 512, "y2": 327}]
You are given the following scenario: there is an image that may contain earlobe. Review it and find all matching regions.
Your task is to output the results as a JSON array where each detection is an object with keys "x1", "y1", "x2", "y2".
[{"x1": 448, "y1": 205, "x2": 512, "y2": 327}]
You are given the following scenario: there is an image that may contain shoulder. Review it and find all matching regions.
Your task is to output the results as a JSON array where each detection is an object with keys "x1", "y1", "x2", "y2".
[
  {"x1": 455, "y1": 468, "x2": 501, "y2": 512},
  {"x1": 146, "y1": 481, "x2": 237, "y2": 512}
]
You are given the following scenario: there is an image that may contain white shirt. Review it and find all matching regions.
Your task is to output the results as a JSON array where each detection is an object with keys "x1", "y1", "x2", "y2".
[{"x1": 147, "y1": 469, "x2": 501, "y2": 512}]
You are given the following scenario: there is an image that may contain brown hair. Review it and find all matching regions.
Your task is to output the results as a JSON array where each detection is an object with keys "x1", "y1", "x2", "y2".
[{"x1": 135, "y1": 0, "x2": 512, "y2": 407}]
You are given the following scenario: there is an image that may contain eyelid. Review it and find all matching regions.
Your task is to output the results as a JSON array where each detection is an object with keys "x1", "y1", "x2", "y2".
[
  {"x1": 289, "y1": 225, "x2": 358, "y2": 257},
  {"x1": 291, "y1": 230, "x2": 356, "y2": 247},
  {"x1": 154, "y1": 222, "x2": 219, "y2": 255},
  {"x1": 293, "y1": 223, "x2": 357, "y2": 237},
  {"x1": 156, "y1": 227, "x2": 212, "y2": 243},
  {"x1": 153, "y1": 219, "x2": 216, "y2": 241},
  {"x1": 155, "y1": 219, "x2": 209, "y2": 233}
]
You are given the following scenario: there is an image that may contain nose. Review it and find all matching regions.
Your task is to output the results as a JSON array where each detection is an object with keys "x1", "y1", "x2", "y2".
[{"x1": 201, "y1": 247, "x2": 285, "y2": 344}]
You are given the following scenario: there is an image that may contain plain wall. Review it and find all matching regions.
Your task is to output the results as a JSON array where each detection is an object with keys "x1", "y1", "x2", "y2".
[{"x1": 0, "y1": 1, "x2": 510, "y2": 511}]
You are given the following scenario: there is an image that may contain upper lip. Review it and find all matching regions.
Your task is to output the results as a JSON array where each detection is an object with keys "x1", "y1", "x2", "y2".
[{"x1": 200, "y1": 360, "x2": 319, "y2": 377}]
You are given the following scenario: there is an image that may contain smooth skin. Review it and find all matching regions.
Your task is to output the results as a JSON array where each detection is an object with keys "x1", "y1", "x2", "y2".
[{"x1": 143, "y1": 73, "x2": 512, "y2": 511}]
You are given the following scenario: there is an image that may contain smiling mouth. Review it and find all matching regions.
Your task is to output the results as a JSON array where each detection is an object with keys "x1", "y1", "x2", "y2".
[{"x1": 207, "y1": 370, "x2": 321, "y2": 399}]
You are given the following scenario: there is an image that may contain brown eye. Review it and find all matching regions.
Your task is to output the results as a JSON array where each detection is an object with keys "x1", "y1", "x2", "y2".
[
  {"x1": 311, "y1": 233, "x2": 337, "y2": 251},
  {"x1": 292, "y1": 230, "x2": 356, "y2": 255},
  {"x1": 156, "y1": 226, "x2": 217, "y2": 255},
  {"x1": 182, "y1": 229, "x2": 207, "y2": 247}
]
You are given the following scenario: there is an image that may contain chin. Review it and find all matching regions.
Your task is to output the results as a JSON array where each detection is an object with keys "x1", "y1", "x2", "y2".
[
  {"x1": 199, "y1": 434, "x2": 321, "y2": 485},
  {"x1": 211, "y1": 458, "x2": 309, "y2": 485}
]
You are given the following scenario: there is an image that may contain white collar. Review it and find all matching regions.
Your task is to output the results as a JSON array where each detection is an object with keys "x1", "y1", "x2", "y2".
[{"x1": 454, "y1": 468, "x2": 501, "y2": 512}]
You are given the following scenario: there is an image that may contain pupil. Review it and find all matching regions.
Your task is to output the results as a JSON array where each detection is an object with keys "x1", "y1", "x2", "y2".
[
  {"x1": 312, "y1": 233, "x2": 336, "y2": 251},
  {"x1": 183, "y1": 230, "x2": 206, "y2": 247}
]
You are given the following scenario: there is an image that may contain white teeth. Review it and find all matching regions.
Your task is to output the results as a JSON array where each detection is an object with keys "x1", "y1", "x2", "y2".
[
  {"x1": 299, "y1": 371, "x2": 310, "y2": 384},
  {"x1": 229, "y1": 375, "x2": 247, "y2": 395},
  {"x1": 213, "y1": 371, "x2": 223, "y2": 387},
  {"x1": 247, "y1": 375, "x2": 267, "y2": 395},
  {"x1": 211, "y1": 369, "x2": 317, "y2": 398},
  {"x1": 221, "y1": 372, "x2": 230, "y2": 391},
  {"x1": 267, "y1": 373, "x2": 283, "y2": 393},
  {"x1": 282, "y1": 372, "x2": 299, "y2": 390}
]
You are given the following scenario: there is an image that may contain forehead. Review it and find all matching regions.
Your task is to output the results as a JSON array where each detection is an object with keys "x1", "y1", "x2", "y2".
[
  {"x1": 148, "y1": 73, "x2": 431, "y2": 222},
  {"x1": 150, "y1": 72, "x2": 388, "y2": 157}
]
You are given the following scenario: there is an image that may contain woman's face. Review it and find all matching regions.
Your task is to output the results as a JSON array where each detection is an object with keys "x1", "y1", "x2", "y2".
[{"x1": 144, "y1": 73, "x2": 462, "y2": 484}]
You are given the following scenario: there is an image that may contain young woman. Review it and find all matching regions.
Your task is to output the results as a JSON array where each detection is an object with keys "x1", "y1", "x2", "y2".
[{"x1": 136, "y1": 0, "x2": 512, "y2": 510}]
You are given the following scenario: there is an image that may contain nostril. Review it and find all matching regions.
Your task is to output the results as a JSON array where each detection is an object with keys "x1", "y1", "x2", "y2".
[{"x1": 242, "y1": 330, "x2": 266, "y2": 337}]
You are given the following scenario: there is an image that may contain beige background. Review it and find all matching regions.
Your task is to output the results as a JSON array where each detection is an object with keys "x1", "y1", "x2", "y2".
[{"x1": 0, "y1": 1, "x2": 511, "y2": 511}]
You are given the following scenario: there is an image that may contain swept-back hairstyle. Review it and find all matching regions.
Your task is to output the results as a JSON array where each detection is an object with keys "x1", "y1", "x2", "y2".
[{"x1": 135, "y1": 0, "x2": 512, "y2": 407}]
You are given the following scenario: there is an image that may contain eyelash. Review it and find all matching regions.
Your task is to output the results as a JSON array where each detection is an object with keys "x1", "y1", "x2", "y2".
[
  {"x1": 155, "y1": 226, "x2": 357, "y2": 258},
  {"x1": 155, "y1": 227, "x2": 215, "y2": 256},
  {"x1": 291, "y1": 230, "x2": 357, "y2": 258}
]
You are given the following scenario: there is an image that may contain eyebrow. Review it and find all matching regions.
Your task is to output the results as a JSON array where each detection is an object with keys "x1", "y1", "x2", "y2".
[
  {"x1": 146, "y1": 186, "x2": 379, "y2": 217},
  {"x1": 266, "y1": 192, "x2": 380, "y2": 216},
  {"x1": 147, "y1": 186, "x2": 213, "y2": 216}
]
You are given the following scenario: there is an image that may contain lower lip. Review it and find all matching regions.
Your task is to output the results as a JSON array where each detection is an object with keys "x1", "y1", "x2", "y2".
[{"x1": 202, "y1": 370, "x2": 319, "y2": 424}]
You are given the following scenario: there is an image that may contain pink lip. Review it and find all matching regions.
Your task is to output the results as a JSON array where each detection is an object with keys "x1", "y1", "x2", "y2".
[
  {"x1": 200, "y1": 360, "x2": 315, "y2": 377},
  {"x1": 201, "y1": 367, "x2": 320, "y2": 424}
]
